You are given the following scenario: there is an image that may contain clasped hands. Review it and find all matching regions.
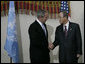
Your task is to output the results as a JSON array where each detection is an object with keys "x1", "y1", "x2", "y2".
[{"x1": 48, "y1": 43, "x2": 54, "y2": 50}]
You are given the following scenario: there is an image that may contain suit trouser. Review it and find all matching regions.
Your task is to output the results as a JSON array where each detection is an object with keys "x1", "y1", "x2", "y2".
[
  {"x1": 59, "y1": 57, "x2": 78, "y2": 63},
  {"x1": 31, "y1": 58, "x2": 50, "y2": 63}
]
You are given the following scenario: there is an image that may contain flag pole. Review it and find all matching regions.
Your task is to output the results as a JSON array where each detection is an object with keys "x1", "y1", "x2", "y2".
[{"x1": 10, "y1": 57, "x2": 12, "y2": 63}]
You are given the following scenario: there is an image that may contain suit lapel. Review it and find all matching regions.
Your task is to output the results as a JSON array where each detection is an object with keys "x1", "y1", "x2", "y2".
[
  {"x1": 35, "y1": 21, "x2": 48, "y2": 40},
  {"x1": 43, "y1": 23, "x2": 48, "y2": 39},
  {"x1": 60, "y1": 24, "x2": 65, "y2": 38},
  {"x1": 67, "y1": 22, "x2": 72, "y2": 38},
  {"x1": 35, "y1": 21, "x2": 44, "y2": 34}
]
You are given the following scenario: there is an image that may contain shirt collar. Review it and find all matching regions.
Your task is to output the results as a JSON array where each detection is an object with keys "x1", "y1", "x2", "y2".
[
  {"x1": 36, "y1": 18, "x2": 43, "y2": 27},
  {"x1": 63, "y1": 20, "x2": 69, "y2": 31},
  {"x1": 63, "y1": 20, "x2": 69, "y2": 27}
]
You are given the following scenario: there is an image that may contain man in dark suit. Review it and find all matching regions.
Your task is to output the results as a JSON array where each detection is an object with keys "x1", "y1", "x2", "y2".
[
  {"x1": 49, "y1": 11, "x2": 82, "y2": 63},
  {"x1": 28, "y1": 9, "x2": 50, "y2": 63}
]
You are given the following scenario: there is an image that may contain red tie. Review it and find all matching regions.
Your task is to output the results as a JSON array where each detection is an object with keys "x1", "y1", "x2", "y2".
[{"x1": 65, "y1": 26, "x2": 67, "y2": 37}]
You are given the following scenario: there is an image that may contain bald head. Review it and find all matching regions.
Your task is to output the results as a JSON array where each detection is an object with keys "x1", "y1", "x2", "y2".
[
  {"x1": 59, "y1": 11, "x2": 68, "y2": 19},
  {"x1": 59, "y1": 11, "x2": 68, "y2": 24}
]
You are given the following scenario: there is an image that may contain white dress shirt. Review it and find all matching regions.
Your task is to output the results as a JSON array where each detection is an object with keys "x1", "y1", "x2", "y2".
[{"x1": 63, "y1": 21, "x2": 69, "y2": 31}]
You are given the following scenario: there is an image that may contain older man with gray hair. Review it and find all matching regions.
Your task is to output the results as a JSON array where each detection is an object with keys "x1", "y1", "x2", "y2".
[{"x1": 28, "y1": 9, "x2": 50, "y2": 63}]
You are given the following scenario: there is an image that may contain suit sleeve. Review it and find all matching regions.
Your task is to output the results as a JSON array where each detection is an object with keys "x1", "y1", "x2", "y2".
[
  {"x1": 75, "y1": 24, "x2": 82, "y2": 55},
  {"x1": 53, "y1": 27, "x2": 59, "y2": 48}
]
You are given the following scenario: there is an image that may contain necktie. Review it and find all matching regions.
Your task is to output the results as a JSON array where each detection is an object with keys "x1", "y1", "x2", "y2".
[
  {"x1": 65, "y1": 26, "x2": 67, "y2": 37},
  {"x1": 42, "y1": 24, "x2": 47, "y2": 36}
]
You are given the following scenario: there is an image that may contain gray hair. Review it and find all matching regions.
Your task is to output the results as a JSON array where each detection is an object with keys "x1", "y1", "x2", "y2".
[{"x1": 37, "y1": 9, "x2": 47, "y2": 18}]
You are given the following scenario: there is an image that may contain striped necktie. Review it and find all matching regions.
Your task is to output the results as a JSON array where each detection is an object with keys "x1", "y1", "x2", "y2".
[{"x1": 65, "y1": 26, "x2": 67, "y2": 37}]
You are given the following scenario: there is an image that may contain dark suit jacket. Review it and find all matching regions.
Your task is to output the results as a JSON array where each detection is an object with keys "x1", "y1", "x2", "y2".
[
  {"x1": 53, "y1": 22, "x2": 82, "y2": 63},
  {"x1": 28, "y1": 20, "x2": 50, "y2": 63}
]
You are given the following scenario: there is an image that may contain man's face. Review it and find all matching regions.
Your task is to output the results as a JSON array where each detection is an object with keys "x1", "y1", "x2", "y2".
[
  {"x1": 42, "y1": 12, "x2": 49, "y2": 23},
  {"x1": 59, "y1": 12, "x2": 65, "y2": 24}
]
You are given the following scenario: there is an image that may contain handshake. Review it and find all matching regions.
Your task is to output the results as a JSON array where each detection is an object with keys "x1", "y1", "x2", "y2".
[{"x1": 48, "y1": 43, "x2": 54, "y2": 50}]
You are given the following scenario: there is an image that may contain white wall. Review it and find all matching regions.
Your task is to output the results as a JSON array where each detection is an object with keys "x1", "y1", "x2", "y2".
[{"x1": 1, "y1": 1, "x2": 84, "y2": 63}]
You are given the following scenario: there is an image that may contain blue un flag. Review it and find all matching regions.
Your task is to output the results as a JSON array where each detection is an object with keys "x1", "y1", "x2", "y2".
[{"x1": 4, "y1": 1, "x2": 19, "y2": 63}]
